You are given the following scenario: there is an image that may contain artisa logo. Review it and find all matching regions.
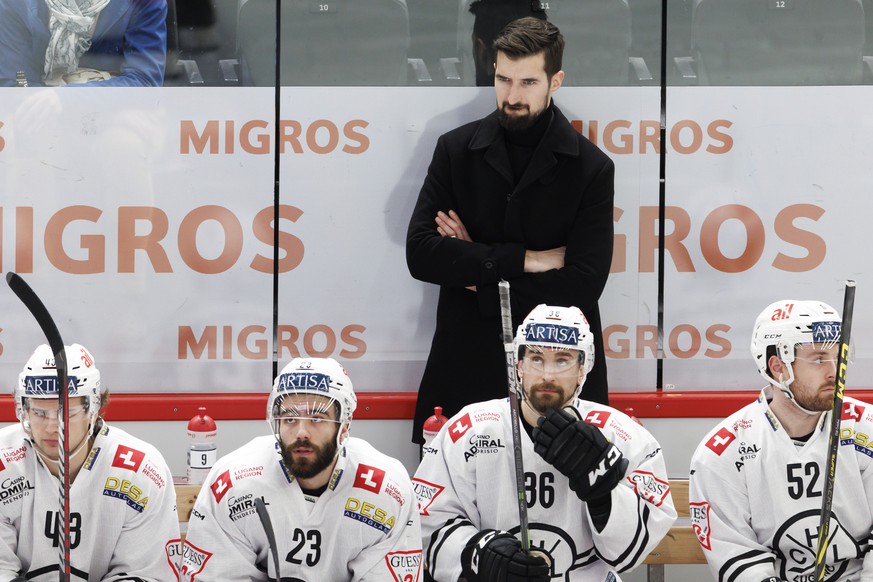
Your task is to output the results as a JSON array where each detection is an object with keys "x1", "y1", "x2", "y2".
[
  {"x1": 23, "y1": 375, "x2": 78, "y2": 396},
  {"x1": 524, "y1": 323, "x2": 579, "y2": 347},
  {"x1": 276, "y1": 372, "x2": 330, "y2": 392}
]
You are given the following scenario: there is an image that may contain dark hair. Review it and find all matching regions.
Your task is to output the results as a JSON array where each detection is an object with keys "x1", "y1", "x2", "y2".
[
  {"x1": 493, "y1": 16, "x2": 564, "y2": 78},
  {"x1": 470, "y1": 1, "x2": 547, "y2": 53}
]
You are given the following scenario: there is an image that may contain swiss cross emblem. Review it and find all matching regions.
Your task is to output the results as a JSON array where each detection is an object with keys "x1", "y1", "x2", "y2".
[
  {"x1": 111, "y1": 445, "x2": 145, "y2": 472},
  {"x1": 210, "y1": 470, "x2": 233, "y2": 503},
  {"x1": 448, "y1": 413, "x2": 472, "y2": 443},
  {"x1": 842, "y1": 401, "x2": 865, "y2": 422},
  {"x1": 584, "y1": 410, "x2": 612, "y2": 428},
  {"x1": 705, "y1": 427, "x2": 735, "y2": 456},
  {"x1": 354, "y1": 464, "x2": 385, "y2": 494}
]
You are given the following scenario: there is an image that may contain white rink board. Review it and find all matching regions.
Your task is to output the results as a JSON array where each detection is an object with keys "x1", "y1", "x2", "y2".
[{"x1": 0, "y1": 86, "x2": 870, "y2": 398}]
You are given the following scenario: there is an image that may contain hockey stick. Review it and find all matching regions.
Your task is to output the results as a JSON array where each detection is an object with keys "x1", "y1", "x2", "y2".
[
  {"x1": 498, "y1": 281, "x2": 531, "y2": 552},
  {"x1": 254, "y1": 497, "x2": 281, "y2": 582},
  {"x1": 5, "y1": 272, "x2": 71, "y2": 582},
  {"x1": 814, "y1": 280, "x2": 856, "y2": 581}
]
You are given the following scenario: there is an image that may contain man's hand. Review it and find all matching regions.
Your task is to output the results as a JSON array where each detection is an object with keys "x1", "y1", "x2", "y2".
[
  {"x1": 435, "y1": 210, "x2": 472, "y2": 241},
  {"x1": 435, "y1": 210, "x2": 477, "y2": 291},
  {"x1": 461, "y1": 530, "x2": 550, "y2": 582},
  {"x1": 524, "y1": 247, "x2": 566, "y2": 273},
  {"x1": 533, "y1": 407, "x2": 628, "y2": 501}
]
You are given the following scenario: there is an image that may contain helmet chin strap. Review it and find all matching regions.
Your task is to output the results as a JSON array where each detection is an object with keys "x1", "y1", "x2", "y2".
[{"x1": 772, "y1": 364, "x2": 819, "y2": 417}]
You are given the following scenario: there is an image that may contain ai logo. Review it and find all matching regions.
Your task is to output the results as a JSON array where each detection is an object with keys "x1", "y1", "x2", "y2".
[{"x1": 770, "y1": 303, "x2": 794, "y2": 320}]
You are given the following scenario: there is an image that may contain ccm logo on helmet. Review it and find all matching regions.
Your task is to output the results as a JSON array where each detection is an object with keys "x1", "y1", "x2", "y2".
[
  {"x1": 524, "y1": 324, "x2": 579, "y2": 346},
  {"x1": 275, "y1": 372, "x2": 330, "y2": 392}
]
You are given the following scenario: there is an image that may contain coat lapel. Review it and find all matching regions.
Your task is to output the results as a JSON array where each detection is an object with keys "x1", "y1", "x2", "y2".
[
  {"x1": 468, "y1": 110, "x2": 514, "y2": 186},
  {"x1": 467, "y1": 104, "x2": 582, "y2": 196},
  {"x1": 93, "y1": 0, "x2": 133, "y2": 38},
  {"x1": 515, "y1": 104, "x2": 580, "y2": 194}
]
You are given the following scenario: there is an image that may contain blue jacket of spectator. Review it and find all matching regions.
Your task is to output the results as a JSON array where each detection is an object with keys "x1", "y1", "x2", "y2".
[{"x1": 0, "y1": 0, "x2": 167, "y2": 87}]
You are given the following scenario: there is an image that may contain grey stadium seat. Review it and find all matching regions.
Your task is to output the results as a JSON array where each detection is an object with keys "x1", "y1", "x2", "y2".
[
  {"x1": 456, "y1": 0, "x2": 634, "y2": 86},
  {"x1": 690, "y1": 0, "x2": 866, "y2": 85},
  {"x1": 236, "y1": 0, "x2": 410, "y2": 86}
]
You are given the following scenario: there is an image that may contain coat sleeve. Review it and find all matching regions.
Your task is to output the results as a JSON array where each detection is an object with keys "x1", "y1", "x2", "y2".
[
  {"x1": 406, "y1": 132, "x2": 615, "y2": 320},
  {"x1": 482, "y1": 156, "x2": 615, "y2": 320},
  {"x1": 689, "y1": 441, "x2": 778, "y2": 582},
  {"x1": 413, "y1": 427, "x2": 482, "y2": 582},
  {"x1": 354, "y1": 475, "x2": 423, "y2": 582},
  {"x1": 406, "y1": 134, "x2": 528, "y2": 291},
  {"x1": 587, "y1": 412, "x2": 677, "y2": 572},
  {"x1": 71, "y1": 0, "x2": 168, "y2": 87},
  {"x1": 0, "y1": 0, "x2": 44, "y2": 87},
  {"x1": 103, "y1": 453, "x2": 181, "y2": 581}
]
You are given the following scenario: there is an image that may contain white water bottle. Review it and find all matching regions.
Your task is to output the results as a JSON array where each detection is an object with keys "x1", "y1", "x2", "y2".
[{"x1": 187, "y1": 407, "x2": 217, "y2": 485}]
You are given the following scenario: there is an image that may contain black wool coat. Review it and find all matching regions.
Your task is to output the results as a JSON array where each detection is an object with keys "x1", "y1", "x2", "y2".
[{"x1": 406, "y1": 103, "x2": 615, "y2": 444}]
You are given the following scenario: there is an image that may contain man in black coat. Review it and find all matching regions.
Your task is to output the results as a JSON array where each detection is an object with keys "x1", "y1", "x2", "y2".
[{"x1": 406, "y1": 16, "x2": 614, "y2": 445}]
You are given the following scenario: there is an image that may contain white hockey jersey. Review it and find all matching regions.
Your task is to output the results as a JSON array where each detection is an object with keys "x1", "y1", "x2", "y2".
[
  {"x1": 180, "y1": 435, "x2": 422, "y2": 581},
  {"x1": 413, "y1": 397, "x2": 677, "y2": 582},
  {"x1": 689, "y1": 389, "x2": 873, "y2": 582},
  {"x1": 0, "y1": 422, "x2": 180, "y2": 582}
]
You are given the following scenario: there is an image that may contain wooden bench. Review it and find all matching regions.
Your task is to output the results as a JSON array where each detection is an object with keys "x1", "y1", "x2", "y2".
[
  {"x1": 175, "y1": 482, "x2": 201, "y2": 541},
  {"x1": 643, "y1": 479, "x2": 706, "y2": 581},
  {"x1": 174, "y1": 479, "x2": 705, "y2": 573}
]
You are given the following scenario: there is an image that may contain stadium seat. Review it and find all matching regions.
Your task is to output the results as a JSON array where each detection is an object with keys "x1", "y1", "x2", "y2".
[
  {"x1": 686, "y1": 0, "x2": 866, "y2": 85},
  {"x1": 456, "y1": 0, "x2": 641, "y2": 86},
  {"x1": 235, "y1": 0, "x2": 411, "y2": 86}
]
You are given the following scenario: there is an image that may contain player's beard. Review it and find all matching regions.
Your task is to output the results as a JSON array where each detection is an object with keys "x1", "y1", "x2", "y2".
[
  {"x1": 526, "y1": 381, "x2": 570, "y2": 415},
  {"x1": 280, "y1": 434, "x2": 338, "y2": 479},
  {"x1": 793, "y1": 381, "x2": 836, "y2": 412}
]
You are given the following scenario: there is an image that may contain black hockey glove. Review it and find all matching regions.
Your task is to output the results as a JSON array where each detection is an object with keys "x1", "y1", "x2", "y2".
[
  {"x1": 533, "y1": 407, "x2": 629, "y2": 501},
  {"x1": 461, "y1": 529, "x2": 550, "y2": 582}
]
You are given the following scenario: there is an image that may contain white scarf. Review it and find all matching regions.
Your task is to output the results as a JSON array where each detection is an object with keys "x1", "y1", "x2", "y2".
[{"x1": 43, "y1": 0, "x2": 112, "y2": 82}]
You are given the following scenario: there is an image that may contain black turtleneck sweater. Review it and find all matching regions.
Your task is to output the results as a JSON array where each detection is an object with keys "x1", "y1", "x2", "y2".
[{"x1": 503, "y1": 100, "x2": 555, "y2": 184}]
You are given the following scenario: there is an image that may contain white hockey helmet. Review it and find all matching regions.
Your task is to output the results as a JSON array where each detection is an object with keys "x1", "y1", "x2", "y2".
[
  {"x1": 515, "y1": 304, "x2": 594, "y2": 399},
  {"x1": 267, "y1": 357, "x2": 357, "y2": 436},
  {"x1": 16, "y1": 344, "x2": 102, "y2": 424},
  {"x1": 750, "y1": 300, "x2": 841, "y2": 400}
]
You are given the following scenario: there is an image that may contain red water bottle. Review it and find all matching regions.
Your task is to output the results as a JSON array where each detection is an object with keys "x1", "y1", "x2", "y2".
[
  {"x1": 422, "y1": 406, "x2": 449, "y2": 448},
  {"x1": 187, "y1": 407, "x2": 217, "y2": 484}
]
